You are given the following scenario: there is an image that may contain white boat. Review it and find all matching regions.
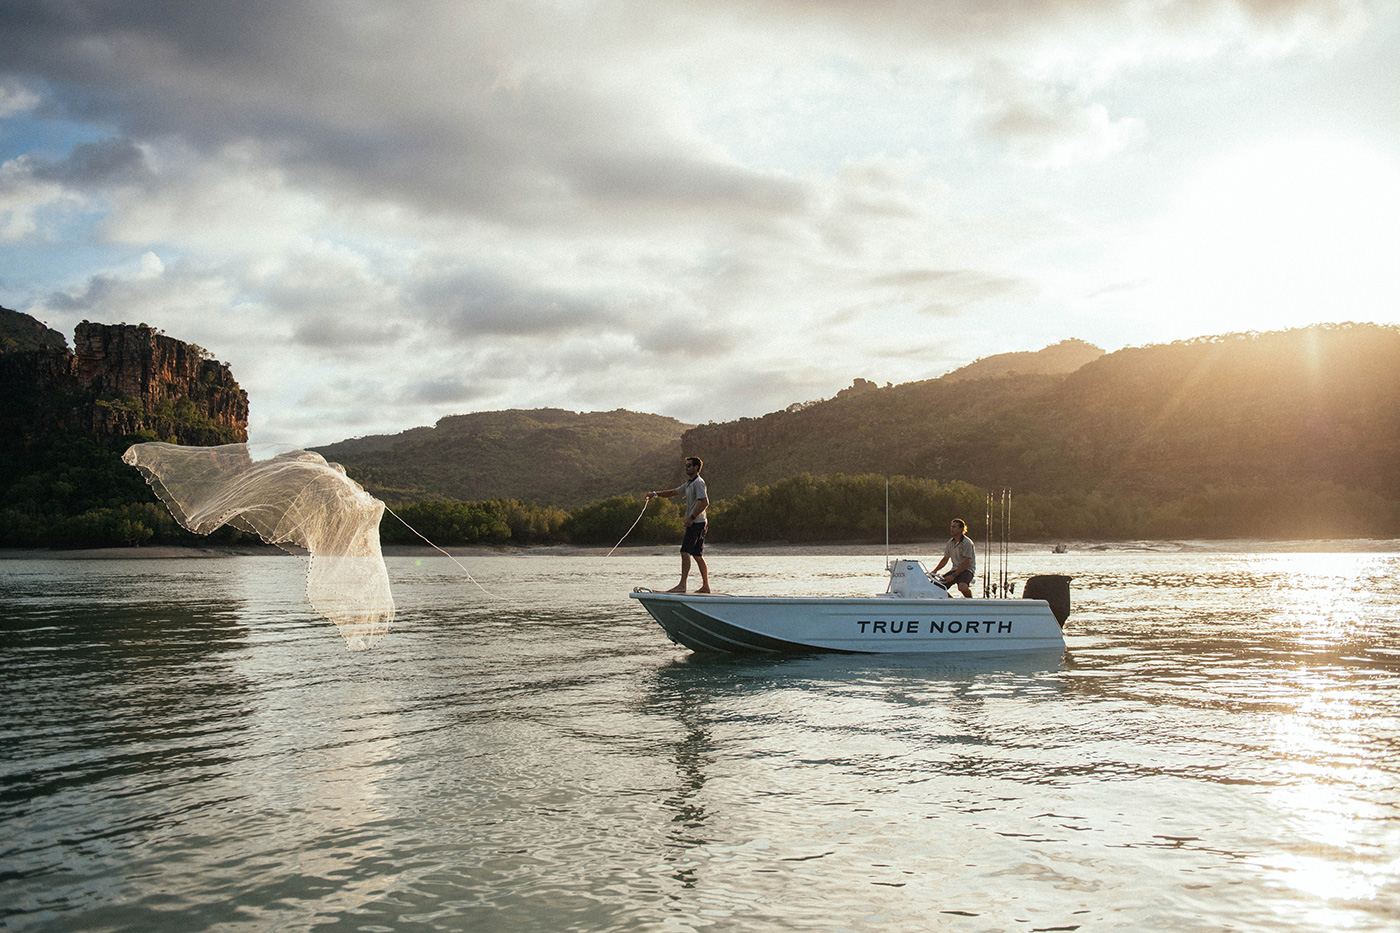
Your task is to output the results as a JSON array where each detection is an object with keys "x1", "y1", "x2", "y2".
[{"x1": 630, "y1": 559, "x2": 1071, "y2": 655}]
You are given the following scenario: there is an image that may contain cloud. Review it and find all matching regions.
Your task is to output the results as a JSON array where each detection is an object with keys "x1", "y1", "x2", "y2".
[
  {"x1": 0, "y1": 78, "x2": 40, "y2": 118},
  {"x1": 966, "y1": 81, "x2": 1145, "y2": 168},
  {"x1": 0, "y1": 160, "x2": 79, "y2": 241},
  {"x1": 292, "y1": 314, "x2": 408, "y2": 351},
  {"x1": 869, "y1": 268, "x2": 1030, "y2": 307},
  {"x1": 34, "y1": 257, "x2": 242, "y2": 328},
  {"x1": 404, "y1": 375, "x2": 493, "y2": 406},
  {"x1": 0, "y1": 0, "x2": 1354, "y2": 224},
  {"x1": 0, "y1": 1, "x2": 818, "y2": 233},
  {"x1": 634, "y1": 319, "x2": 740, "y2": 359},
  {"x1": 692, "y1": 0, "x2": 1359, "y2": 167},
  {"x1": 29, "y1": 137, "x2": 152, "y2": 186},
  {"x1": 696, "y1": 0, "x2": 1367, "y2": 48},
  {"x1": 94, "y1": 143, "x2": 337, "y2": 253},
  {"x1": 0, "y1": 138, "x2": 153, "y2": 242},
  {"x1": 413, "y1": 268, "x2": 629, "y2": 339},
  {"x1": 1, "y1": 0, "x2": 1391, "y2": 447}
]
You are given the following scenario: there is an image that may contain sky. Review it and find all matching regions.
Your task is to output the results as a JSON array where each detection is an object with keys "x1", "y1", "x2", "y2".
[{"x1": 2, "y1": 0, "x2": 1399, "y2": 448}]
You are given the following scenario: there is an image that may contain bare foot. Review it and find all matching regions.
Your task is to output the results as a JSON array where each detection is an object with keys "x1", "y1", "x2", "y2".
[
  {"x1": 694, "y1": 587, "x2": 711, "y2": 594},
  {"x1": 666, "y1": 584, "x2": 687, "y2": 593}
]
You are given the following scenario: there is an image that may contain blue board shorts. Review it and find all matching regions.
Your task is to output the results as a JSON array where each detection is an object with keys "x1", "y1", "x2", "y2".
[
  {"x1": 948, "y1": 569, "x2": 974, "y2": 585},
  {"x1": 681, "y1": 521, "x2": 706, "y2": 557}
]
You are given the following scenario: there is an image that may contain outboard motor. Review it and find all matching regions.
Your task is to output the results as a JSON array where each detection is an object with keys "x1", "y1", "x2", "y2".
[
  {"x1": 1023, "y1": 574, "x2": 1072, "y2": 627},
  {"x1": 885, "y1": 560, "x2": 951, "y2": 599}
]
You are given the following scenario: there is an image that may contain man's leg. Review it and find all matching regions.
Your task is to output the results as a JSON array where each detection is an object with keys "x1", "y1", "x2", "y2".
[
  {"x1": 668, "y1": 552, "x2": 692, "y2": 593},
  {"x1": 694, "y1": 554, "x2": 710, "y2": 593}
]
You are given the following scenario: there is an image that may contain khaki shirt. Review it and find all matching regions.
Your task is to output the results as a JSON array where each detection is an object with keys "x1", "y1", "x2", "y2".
[{"x1": 943, "y1": 535, "x2": 976, "y2": 576}]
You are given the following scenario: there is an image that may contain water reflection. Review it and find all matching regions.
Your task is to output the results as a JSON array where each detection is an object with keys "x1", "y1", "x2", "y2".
[
  {"x1": 5, "y1": 548, "x2": 1400, "y2": 931},
  {"x1": 645, "y1": 649, "x2": 1076, "y2": 862},
  {"x1": 651, "y1": 669, "x2": 716, "y2": 886},
  {"x1": 1055, "y1": 551, "x2": 1400, "y2": 923},
  {"x1": 0, "y1": 559, "x2": 268, "y2": 928}
]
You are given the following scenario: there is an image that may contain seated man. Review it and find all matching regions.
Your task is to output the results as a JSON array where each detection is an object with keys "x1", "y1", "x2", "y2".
[{"x1": 930, "y1": 518, "x2": 975, "y2": 597}]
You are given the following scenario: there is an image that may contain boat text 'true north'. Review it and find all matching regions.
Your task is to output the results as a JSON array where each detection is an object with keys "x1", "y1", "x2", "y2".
[{"x1": 855, "y1": 619, "x2": 1016, "y2": 635}]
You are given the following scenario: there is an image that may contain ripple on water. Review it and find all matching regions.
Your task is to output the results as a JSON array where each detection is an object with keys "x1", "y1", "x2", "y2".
[{"x1": 3, "y1": 550, "x2": 1400, "y2": 931}]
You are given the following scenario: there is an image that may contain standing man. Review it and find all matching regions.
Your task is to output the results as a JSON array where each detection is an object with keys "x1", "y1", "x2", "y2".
[
  {"x1": 646, "y1": 457, "x2": 709, "y2": 594},
  {"x1": 931, "y1": 518, "x2": 976, "y2": 597}
]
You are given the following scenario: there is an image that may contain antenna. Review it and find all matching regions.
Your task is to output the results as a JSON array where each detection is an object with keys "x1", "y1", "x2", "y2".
[{"x1": 884, "y1": 477, "x2": 890, "y2": 570}]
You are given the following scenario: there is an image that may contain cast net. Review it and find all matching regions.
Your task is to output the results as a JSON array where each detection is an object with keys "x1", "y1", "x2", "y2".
[{"x1": 122, "y1": 442, "x2": 394, "y2": 650}]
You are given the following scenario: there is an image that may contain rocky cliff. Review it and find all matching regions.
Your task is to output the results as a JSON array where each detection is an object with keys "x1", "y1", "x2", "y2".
[{"x1": 0, "y1": 309, "x2": 248, "y2": 449}]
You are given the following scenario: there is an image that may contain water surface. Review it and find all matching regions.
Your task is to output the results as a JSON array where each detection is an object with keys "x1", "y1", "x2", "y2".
[{"x1": 3, "y1": 545, "x2": 1399, "y2": 931}]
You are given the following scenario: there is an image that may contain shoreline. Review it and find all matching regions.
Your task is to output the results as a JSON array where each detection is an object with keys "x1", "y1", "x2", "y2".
[{"x1": 4, "y1": 537, "x2": 1400, "y2": 560}]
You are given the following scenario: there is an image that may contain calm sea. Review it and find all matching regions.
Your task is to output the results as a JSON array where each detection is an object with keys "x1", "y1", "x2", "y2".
[{"x1": 3, "y1": 544, "x2": 1400, "y2": 932}]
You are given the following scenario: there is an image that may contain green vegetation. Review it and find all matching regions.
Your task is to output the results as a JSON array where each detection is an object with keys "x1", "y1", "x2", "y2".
[
  {"x1": 0, "y1": 432, "x2": 254, "y2": 548},
  {"x1": 378, "y1": 471, "x2": 1400, "y2": 547},
  {"x1": 717, "y1": 473, "x2": 985, "y2": 543},
  {"x1": 380, "y1": 498, "x2": 568, "y2": 546},
  {"x1": 941, "y1": 338, "x2": 1104, "y2": 382},
  {"x1": 682, "y1": 324, "x2": 1400, "y2": 539},
  {"x1": 6, "y1": 440, "x2": 1400, "y2": 549},
  {"x1": 1137, "y1": 481, "x2": 1400, "y2": 540},
  {"x1": 148, "y1": 395, "x2": 244, "y2": 445},
  {"x1": 560, "y1": 496, "x2": 684, "y2": 545},
  {"x1": 9, "y1": 324, "x2": 1400, "y2": 549}
]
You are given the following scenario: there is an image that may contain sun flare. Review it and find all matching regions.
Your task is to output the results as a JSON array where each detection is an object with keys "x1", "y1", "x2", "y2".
[{"x1": 1136, "y1": 137, "x2": 1400, "y2": 338}]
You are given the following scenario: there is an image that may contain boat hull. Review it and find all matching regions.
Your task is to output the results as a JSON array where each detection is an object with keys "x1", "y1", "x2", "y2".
[{"x1": 630, "y1": 591, "x2": 1065, "y2": 655}]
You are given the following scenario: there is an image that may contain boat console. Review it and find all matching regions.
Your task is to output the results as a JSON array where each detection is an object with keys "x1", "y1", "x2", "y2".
[{"x1": 882, "y1": 559, "x2": 951, "y2": 598}]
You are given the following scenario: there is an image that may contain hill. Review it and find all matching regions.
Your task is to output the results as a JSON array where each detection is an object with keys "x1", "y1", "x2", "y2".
[
  {"x1": 315, "y1": 408, "x2": 692, "y2": 508},
  {"x1": 1044, "y1": 325, "x2": 1400, "y2": 501},
  {"x1": 311, "y1": 325, "x2": 1400, "y2": 538},
  {"x1": 681, "y1": 324, "x2": 1400, "y2": 535},
  {"x1": 941, "y1": 338, "x2": 1103, "y2": 381},
  {"x1": 6, "y1": 309, "x2": 1397, "y2": 542},
  {"x1": 313, "y1": 339, "x2": 1101, "y2": 510},
  {"x1": 1, "y1": 306, "x2": 68, "y2": 353}
]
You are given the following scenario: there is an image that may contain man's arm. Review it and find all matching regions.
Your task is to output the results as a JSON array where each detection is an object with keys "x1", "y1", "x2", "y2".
[{"x1": 685, "y1": 496, "x2": 708, "y2": 525}]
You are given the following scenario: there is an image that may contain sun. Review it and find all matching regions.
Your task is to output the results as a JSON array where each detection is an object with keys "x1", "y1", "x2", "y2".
[{"x1": 1132, "y1": 136, "x2": 1400, "y2": 338}]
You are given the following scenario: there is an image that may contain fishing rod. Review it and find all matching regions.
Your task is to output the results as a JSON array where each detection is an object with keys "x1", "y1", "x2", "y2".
[
  {"x1": 981, "y1": 488, "x2": 1014, "y2": 597},
  {"x1": 983, "y1": 492, "x2": 992, "y2": 598},
  {"x1": 1001, "y1": 488, "x2": 1009, "y2": 597},
  {"x1": 996, "y1": 488, "x2": 1015, "y2": 597}
]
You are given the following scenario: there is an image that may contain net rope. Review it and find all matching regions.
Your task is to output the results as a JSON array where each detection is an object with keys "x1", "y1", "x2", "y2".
[
  {"x1": 606, "y1": 498, "x2": 650, "y2": 557},
  {"x1": 381, "y1": 503, "x2": 496, "y2": 597}
]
